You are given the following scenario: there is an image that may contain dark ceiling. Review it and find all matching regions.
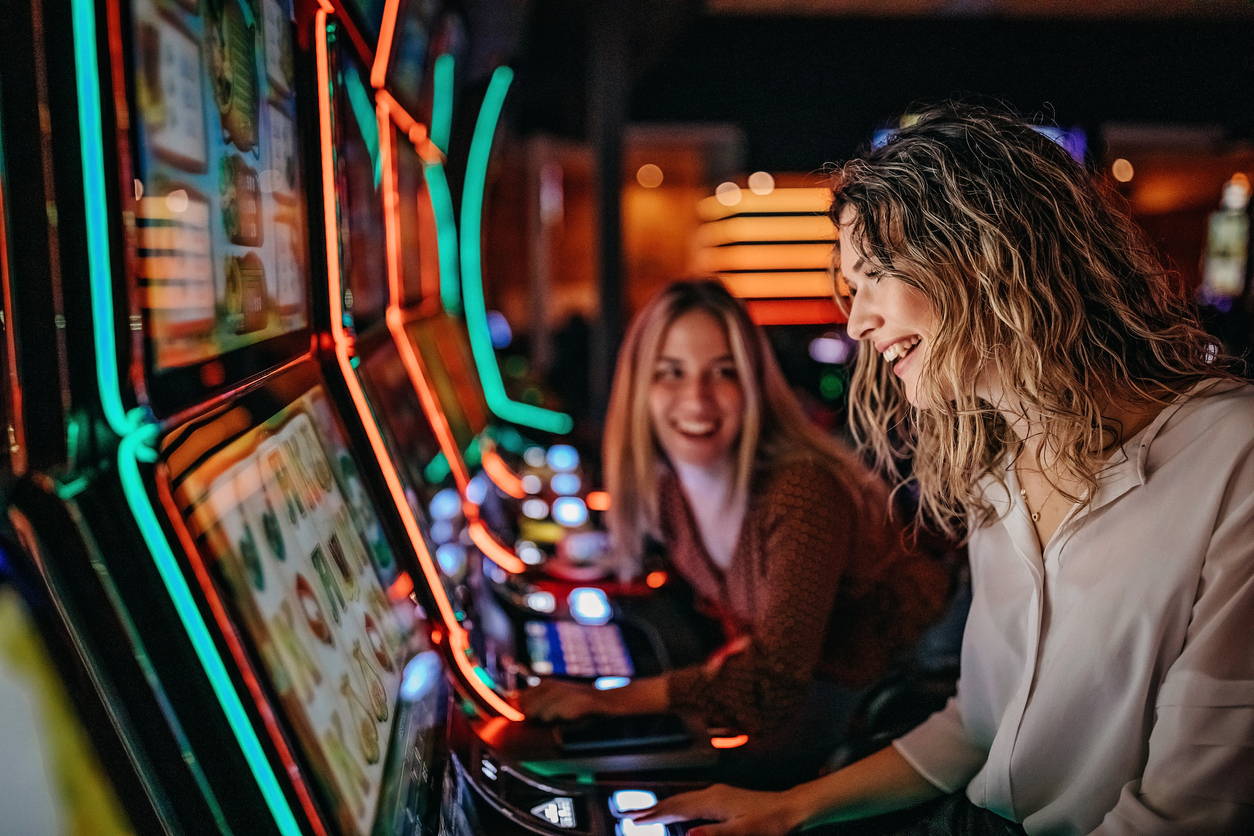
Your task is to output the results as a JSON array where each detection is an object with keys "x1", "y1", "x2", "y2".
[{"x1": 506, "y1": 0, "x2": 1254, "y2": 172}]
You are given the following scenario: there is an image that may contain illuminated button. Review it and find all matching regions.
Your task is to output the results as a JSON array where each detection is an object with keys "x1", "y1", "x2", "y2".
[
  {"x1": 430, "y1": 488, "x2": 462, "y2": 521},
  {"x1": 551, "y1": 472, "x2": 581, "y2": 495},
  {"x1": 619, "y1": 820, "x2": 664, "y2": 836},
  {"x1": 595, "y1": 676, "x2": 630, "y2": 691},
  {"x1": 552, "y1": 497, "x2": 588, "y2": 527},
  {"x1": 524, "y1": 446, "x2": 547, "y2": 467},
  {"x1": 400, "y1": 651, "x2": 441, "y2": 701},
  {"x1": 435, "y1": 544, "x2": 466, "y2": 577},
  {"x1": 526, "y1": 591, "x2": 557, "y2": 613},
  {"x1": 430, "y1": 520, "x2": 454, "y2": 544},
  {"x1": 530, "y1": 797, "x2": 576, "y2": 829},
  {"x1": 523, "y1": 498, "x2": 550, "y2": 519},
  {"x1": 467, "y1": 475, "x2": 489, "y2": 505},
  {"x1": 522, "y1": 474, "x2": 543, "y2": 494},
  {"x1": 480, "y1": 755, "x2": 499, "y2": 781},
  {"x1": 547, "y1": 444, "x2": 579, "y2": 472},
  {"x1": 517, "y1": 541, "x2": 545, "y2": 565},
  {"x1": 610, "y1": 789, "x2": 657, "y2": 817},
  {"x1": 569, "y1": 588, "x2": 611, "y2": 625}
]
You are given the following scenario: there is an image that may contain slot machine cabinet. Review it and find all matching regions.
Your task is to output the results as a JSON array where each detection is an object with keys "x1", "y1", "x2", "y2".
[{"x1": 1, "y1": 0, "x2": 474, "y2": 832}]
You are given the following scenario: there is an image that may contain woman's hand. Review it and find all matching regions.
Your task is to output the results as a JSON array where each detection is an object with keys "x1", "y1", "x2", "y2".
[
  {"x1": 517, "y1": 679, "x2": 604, "y2": 722},
  {"x1": 632, "y1": 784, "x2": 805, "y2": 836}
]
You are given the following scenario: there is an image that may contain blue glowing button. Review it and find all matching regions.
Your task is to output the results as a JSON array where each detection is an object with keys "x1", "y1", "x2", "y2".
[
  {"x1": 436, "y1": 544, "x2": 466, "y2": 577},
  {"x1": 595, "y1": 676, "x2": 630, "y2": 691},
  {"x1": 531, "y1": 797, "x2": 576, "y2": 829},
  {"x1": 568, "y1": 587, "x2": 611, "y2": 625},
  {"x1": 430, "y1": 488, "x2": 462, "y2": 521},
  {"x1": 609, "y1": 790, "x2": 657, "y2": 817},
  {"x1": 467, "y1": 474, "x2": 489, "y2": 505},
  {"x1": 400, "y1": 651, "x2": 442, "y2": 702},
  {"x1": 524, "y1": 446, "x2": 547, "y2": 467},
  {"x1": 526, "y1": 591, "x2": 557, "y2": 613},
  {"x1": 551, "y1": 472, "x2": 581, "y2": 495},
  {"x1": 552, "y1": 496, "x2": 588, "y2": 527},
  {"x1": 547, "y1": 444, "x2": 579, "y2": 472}
]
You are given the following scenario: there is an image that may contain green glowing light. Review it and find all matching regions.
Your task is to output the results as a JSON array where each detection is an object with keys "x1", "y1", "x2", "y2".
[
  {"x1": 70, "y1": 0, "x2": 135, "y2": 439},
  {"x1": 819, "y1": 372, "x2": 845, "y2": 401},
  {"x1": 425, "y1": 163, "x2": 461, "y2": 316},
  {"x1": 118, "y1": 428, "x2": 301, "y2": 836},
  {"x1": 343, "y1": 65, "x2": 381, "y2": 188},
  {"x1": 460, "y1": 67, "x2": 571, "y2": 435},
  {"x1": 431, "y1": 54, "x2": 454, "y2": 155},
  {"x1": 424, "y1": 451, "x2": 451, "y2": 485}
]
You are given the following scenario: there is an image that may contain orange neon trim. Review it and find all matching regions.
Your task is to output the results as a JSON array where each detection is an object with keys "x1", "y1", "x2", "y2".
[
  {"x1": 710, "y1": 734, "x2": 750, "y2": 749},
  {"x1": 376, "y1": 89, "x2": 414, "y2": 133},
  {"x1": 369, "y1": 0, "x2": 402, "y2": 88},
  {"x1": 645, "y1": 571, "x2": 667, "y2": 589},
  {"x1": 316, "y1": 13, "x2": 521, "y2": 721},
  {"x1": 480, "y1": 444, "x2": 525, "y2": 499},
  {"x1": 377, "y1": 100, "x2": 404, "y2": 326},
  {"x1": 586, "y1": 490, "x2": 611, "y2": 511},
  {"x1": 467, "y1": 518, "x2": 526, "y2": 574},
  {"x1": 743, "y1": 298, "x2": 846, "y2": 326},
  {"x1": 155, "y1": 471, "x2": 330, "y2": 836}
]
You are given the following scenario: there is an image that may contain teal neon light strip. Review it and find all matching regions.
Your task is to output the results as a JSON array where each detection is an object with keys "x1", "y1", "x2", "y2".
[
  {"x1": 344, "y1": 65, "x2": 381, "y2": 188},
  {"x1": 119, "y1": 428, "x2": 302, "y2": 836},
  {"x1": 460, "y1": 67, "x2": 572, "y2": 434},
  {"x1": 425, "y1": 163, "x2": 461, "y2": 316},
  {"x1": 431, "y1": 54, "x2": 454, "y2": 155},
  {"x1": 69, "y1": 0, "x2": 134, "y2": 438},
  {"x1": 427, "y1": 54, "x2": 460, "y2": 315}
]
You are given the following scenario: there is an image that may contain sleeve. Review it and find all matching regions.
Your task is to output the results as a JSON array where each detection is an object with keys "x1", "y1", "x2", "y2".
[
  {"x1": 1090, "y1": 442, "x2": 1254, "y2": 836},
  {"x1": 892, "y1": 696, "x2": 988, "y2": 794},
  {"x1": 666, "y1": 465, "x2": 851, "y2": 733}
]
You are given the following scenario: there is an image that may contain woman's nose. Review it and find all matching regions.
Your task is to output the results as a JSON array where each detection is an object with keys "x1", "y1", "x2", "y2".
[{"x1": 845, "y1": 295, "x2": 878, "y2": 341}]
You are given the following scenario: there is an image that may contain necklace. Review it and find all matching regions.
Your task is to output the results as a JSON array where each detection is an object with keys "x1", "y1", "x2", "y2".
[{"x1": 1019, "y1": 482, "x2": 1059, "y2": 523}]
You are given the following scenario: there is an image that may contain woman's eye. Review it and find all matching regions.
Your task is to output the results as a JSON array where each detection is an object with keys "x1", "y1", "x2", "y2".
[
  {"x1": 653, "y1": 366, "x2": 681, "y2": 381},
  {"x1": 714, "y1": 366, "x2": 739, "y2": 380}
]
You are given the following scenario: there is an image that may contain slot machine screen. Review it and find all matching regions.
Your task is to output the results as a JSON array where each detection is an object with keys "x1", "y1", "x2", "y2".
[
  {"x1": 404, "y1": 313, "x2": 490, "y2": 455},
  {"x1": 169, "y1": 382, "x2": 441, "y2": 836},
  {"x1": 131, "y1": 0, "x2": 312, "y2": 386},
  {"x1": 330, "y1": 31, "x2": 389, "y2": 331},
  {"x1": 0, "y1": 579, "x2": 135, "y2": 835}
]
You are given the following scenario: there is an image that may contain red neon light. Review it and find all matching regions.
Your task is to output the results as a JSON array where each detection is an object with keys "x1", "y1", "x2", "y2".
[
  {"x1": 316, "y1": 12, "x2": 521, "y2": 721},
  {"x1": 387, "y1": 571, "x2": 414, "y2": 602},
  {"x1": 743, "y1": 298, "x2": 846, "y2": 326},
  {"x1": 155, "y1": 471, "x2": 330, "y2": 836},
  {"x1": 369, "y1": 0, "x2": 402, "y2": 88},
  {"x1": 586, "y1": 490, "x2": 611, "y2": 511},
  {"x1": 710, "y1": 734, "x2": 750, "y2": 749},
  {"x1": 480, "y1": 444, "x2": 526, "y2": 499},
  {"x1": 645, "y1": 571, "x2": 667, "y2": 589}
]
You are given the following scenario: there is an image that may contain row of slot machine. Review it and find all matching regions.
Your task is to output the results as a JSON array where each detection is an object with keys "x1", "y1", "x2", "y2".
[{"x1": 0, "y1": 0, "x2": 753, "y2": 834}]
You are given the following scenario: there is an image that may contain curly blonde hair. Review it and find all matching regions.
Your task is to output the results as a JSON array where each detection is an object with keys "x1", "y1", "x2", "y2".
[
  {"x1": 831, "y1": 104, "x2": 1238, "y2": 538},
  {"x1": 604, "y1": 280, "x2": 876, "y2": 569}
]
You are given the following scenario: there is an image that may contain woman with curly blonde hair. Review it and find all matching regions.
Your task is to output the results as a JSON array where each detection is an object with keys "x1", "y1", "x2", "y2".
[
  {"x1": 521, "y1": 280, "x2": 947, "y2": 781},
  {"x1": 637, "y1": 106, "x2": 1254, "y2": 835}
]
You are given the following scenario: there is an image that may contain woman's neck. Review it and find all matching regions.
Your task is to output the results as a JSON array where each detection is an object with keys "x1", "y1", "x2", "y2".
[{"x1": 672, "y1": 456, "x2": 746, "y2": 571}]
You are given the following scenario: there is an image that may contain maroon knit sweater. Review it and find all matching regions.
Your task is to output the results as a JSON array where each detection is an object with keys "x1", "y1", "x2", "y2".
[{"x1": 662, "y1": 458, "x2": 948, "y2": 734}]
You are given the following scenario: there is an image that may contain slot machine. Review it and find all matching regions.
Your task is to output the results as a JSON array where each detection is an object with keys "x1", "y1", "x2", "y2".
[{"x1": 3, "y1": 0, "x2": 470, "y2": 832}]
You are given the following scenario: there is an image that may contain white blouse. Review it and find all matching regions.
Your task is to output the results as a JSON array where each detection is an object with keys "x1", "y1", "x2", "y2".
[{"x1": 894, "y1": 380, "x2": 1254, "y2": 835}]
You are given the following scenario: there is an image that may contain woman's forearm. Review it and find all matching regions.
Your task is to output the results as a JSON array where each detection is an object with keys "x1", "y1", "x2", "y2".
[
  {"x1": 782, "y1": 745, "x2": 944, "y2": 829},
  {"x1": 601, "y1": 674, "x2": 671, "y2": 715}
]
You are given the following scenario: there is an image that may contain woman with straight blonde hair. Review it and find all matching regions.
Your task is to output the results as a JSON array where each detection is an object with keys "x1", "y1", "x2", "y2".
[
  {"x1": 522, "y1": 280, "x2": 947, "y2": 779},
  {"x1": 636, "y1": 105, "x2": 1254, "y2": 835}
]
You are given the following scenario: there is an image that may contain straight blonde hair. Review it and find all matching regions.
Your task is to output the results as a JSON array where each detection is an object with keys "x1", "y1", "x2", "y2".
[
  {"x1": 604, "y1": 280, "x2": 875, "y2": 570},
  {"x1": 831, "y1": 104, "x2": 1240, "y2": 538}
]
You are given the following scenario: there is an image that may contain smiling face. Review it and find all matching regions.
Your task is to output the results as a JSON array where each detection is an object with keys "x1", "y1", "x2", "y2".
[
  {"x1": 838, "y1": 206, "x2": 940, "y2": 408},
  {"x1": 648, "y1": 309, "x2": 746, "y2": 469}
]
